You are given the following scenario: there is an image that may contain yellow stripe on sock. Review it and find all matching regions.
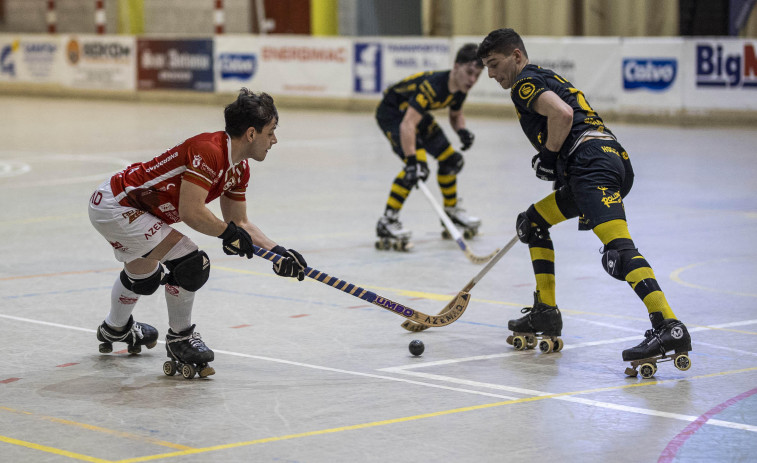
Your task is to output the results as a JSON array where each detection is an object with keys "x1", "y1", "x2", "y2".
[
  {"x1": 533, "y1": 192, "x2": 567, "y2": 226},
  {"x1": 626, "y1": 267, "x2": 656, "y2": 289},
  {"x1": 437, "y1": 145, "x2": 455, "y2": 162},
  {"x1": 643, "y1": 291, "x2": 676, "y2": 319},
  {"x1": 391, "y1": 183, "x2": 410, "y2": 196},
  {"x1": 593, "y1": 219, "x2": 632, "y2": 245},
  {"x1": 534, "y1": 274, "x2": 556, "y2": 306},
  {"x1": 415, "y1": 149, "x2": 428, "y2": 162},
  {"x1": 529, "y1": 247, "x2": 555, "y2": 262}
]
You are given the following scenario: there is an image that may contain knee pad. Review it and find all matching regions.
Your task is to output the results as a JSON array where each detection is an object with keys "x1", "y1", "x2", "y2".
[
  {"x1": 515, "y1": 211, "x2": 550, "y2": 244},
  {"x1": 164, "y1": 250, "x2": 210, "y2": 292},
  {"x1": 601, "y1": 243, "x2": 638, "y2": 281},
  {"x1": 438, "y1": 151, "x2": 464, "y2": 175},
  {"x1": 120, "y1": 265, "x2": 164, "y2": 295}
]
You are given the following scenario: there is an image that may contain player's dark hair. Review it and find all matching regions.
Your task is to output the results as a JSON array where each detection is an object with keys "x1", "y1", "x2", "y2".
[
  {"x1": 476, "y1": 28, "x2": 528, "y2": 61},
  {"x1": 224, "y1": 88, "x2": 278, "y2": 137},
  {"x1": 455, "y1": 43, "x2": 483, "y2": 68}
]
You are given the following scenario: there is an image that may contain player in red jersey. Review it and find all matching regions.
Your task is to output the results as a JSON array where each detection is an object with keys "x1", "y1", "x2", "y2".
[{"x1": 88, "y1": 89, "x2": 307, "y2": 378}]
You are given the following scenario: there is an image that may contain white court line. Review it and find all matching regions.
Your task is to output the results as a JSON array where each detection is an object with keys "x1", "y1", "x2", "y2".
[
  {"x1": 0, "y1": 153, "x2": 134, "y2": 188},
  {"x1": 3, "y1": 312, "x2": 756, "y2": 435},
  {"x1": 0, "y1": 313, "x2": 518, "y2": 401}
]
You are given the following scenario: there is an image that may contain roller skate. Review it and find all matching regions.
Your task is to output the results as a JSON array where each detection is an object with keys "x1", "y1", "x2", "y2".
[
  {"x1": 506, "y1": 292, "x2": 563, "y2": 353},
  {"x1": 442, "y1": 203, "x2": 481, "y2": 240},
  {"x1": 97, "y1": 315, "x2": 158, "y2": 354},
  {"x1": 623, "y1": 313, "x2": 691, "y2": 379},
  {"x1": 163, "y1": 325, "x2": 215, "y2": 379},
  {"x1": 375, "y1": 210, "x2": 413, "y2": 251}
]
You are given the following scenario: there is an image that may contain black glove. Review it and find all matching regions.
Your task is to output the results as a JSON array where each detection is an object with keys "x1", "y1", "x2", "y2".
[
  {"x1": 457, "y1": 128, "x2": 474, "y2": 151},
  {"x1": 532, "y1": 146, "x2": 558, "y2": 181},
  {"x1": 403, "y1": 155, "x2": 420, "y2": 187},
  {"x1": 218, "y1": 221, "x2": 254, "y2": 259},
  {"x1": 271, "y1": 245, "x2": 307, "y2": 281},
  {"x1": 418, "y1": 161, "x2": 430, "y2": 182}
]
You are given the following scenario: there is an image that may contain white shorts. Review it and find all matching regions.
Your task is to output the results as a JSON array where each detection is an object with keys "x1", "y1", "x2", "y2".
[{"x1": 88, "y1": 180, "x2": 174, "y2": 263}]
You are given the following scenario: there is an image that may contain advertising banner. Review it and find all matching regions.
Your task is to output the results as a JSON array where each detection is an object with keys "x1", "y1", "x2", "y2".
[
  {"x1": 137, "y1": 39, "x2": 213, "y2": 92},
  {"x1": 619, "y1": 38, "x2": 684, "y2": 113},
  {"x1": 0, "y1": 35, "x2": 64, "y2": 83},
  {"x1": 454, "y1": 36, "x2": 620, "y2": 111},
  {"x1": 216, "y1": 36, "x2": 352, "y2": 97},
  {"x1": 62, "y1": 35, "x2": 136, "y2": 90},
  {"x1": 354, "y1": 38, "x2": 451, "y2": 97},
  {"x1": 682, "y1": 38, "x2": 757, "y2": 110}
]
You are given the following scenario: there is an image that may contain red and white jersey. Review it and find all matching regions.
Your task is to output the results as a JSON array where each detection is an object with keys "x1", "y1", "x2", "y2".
[{"x1": 110, "y1": 131, "x2": 249, "y2": 224}]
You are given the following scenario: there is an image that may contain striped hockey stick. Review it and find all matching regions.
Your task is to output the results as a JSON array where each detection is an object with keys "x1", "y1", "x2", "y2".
[
  {"x1": 401, "y1": 234, "x2": 520, "y2": 332},
  {"x1": 417, "y1": 181, "x2": 499, "y2": 264},
  {"x1": 253, "y1": 245, "x2": 470, "y2": 327}
]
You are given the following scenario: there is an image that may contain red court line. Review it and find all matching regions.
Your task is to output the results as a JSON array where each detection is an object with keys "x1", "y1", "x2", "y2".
[
  {"x1": 56, "y1": 363, "x2": 79, "y2": 368},
  {"x1": 231, "y1": 324, "x2": 252, "y2": 329},
  {"x1": 290, "y1": 314, "x2": 310, "y2": 318},
  {"x1": 1, "y1": 378, "x2": 21, "y2": 384},
  {"x1": 658, "y1": 386, "x2": 757, "y2": 462}
]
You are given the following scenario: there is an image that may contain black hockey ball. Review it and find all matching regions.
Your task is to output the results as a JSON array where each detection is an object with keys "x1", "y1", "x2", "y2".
[{"x1": 409, "y1": 339, "x2": 425, "y2": 356}]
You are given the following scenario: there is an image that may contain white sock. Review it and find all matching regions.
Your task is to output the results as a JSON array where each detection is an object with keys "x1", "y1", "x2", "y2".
[
  {"x1": 165, "y1": 284, "x2": 194, "y2": 333},
  {"x1": 107, "y1": 275, "x2": 139, "y2": 329}
]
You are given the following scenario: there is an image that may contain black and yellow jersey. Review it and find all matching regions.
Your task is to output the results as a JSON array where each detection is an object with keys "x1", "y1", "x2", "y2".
[
  {"x1": 511, "y1": 64, "x2": 614, "y2": 155},
  {"x1": 376, "y1": 70, "x2": 467, "y2": 122}
]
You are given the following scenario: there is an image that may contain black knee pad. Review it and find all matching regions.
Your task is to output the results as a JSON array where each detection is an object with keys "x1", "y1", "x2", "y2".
[
  {"x1": 515, "y1": 210, "x2": 550, "y2": 244},
  {"x1": 601, "y1": 242, "x2": 639, "y2": 281},
  {"x1": 438, "y1": 151, "x2": 464, "y2": 175},
  {"x1": 164, "y1": 250, "x2": 210, "y2": 292},
  {"x1": 120, "y1": 265, "x2": 165, "y2": 295}
]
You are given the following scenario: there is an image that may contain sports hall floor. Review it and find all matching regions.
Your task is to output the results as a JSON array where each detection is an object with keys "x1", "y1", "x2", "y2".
[{"x1": 1, "y1": 95, "x2": 755, "y2": 463}]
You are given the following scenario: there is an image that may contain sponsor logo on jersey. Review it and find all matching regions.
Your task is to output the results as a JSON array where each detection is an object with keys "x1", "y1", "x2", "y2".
[
  {"x1": 696, "y1": 42, "x2": 757, "y2": 88},
  {"x1": 623, "y1": 58, "x2": 677, "y2": 90},
  {"x1": 219, "y1": 53, "x2": 256, "y2": 80},
  {"x1": 145, "y1": 151, "x2": 178, "y2": 173},
  {"x1": 158, "y1": 203, "x2": 175, "y2": 212},
  {"x1": 518, "y1": 82, "x2": 535, "y2": 100},
  {"x1": 598, "y1": 187, "x2": 622, "y2": 208},
  {"x1": 121, "y1": 209, "x2": 146, "y2": 223}
]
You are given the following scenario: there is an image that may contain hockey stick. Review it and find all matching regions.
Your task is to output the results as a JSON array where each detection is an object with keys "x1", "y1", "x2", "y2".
[
  {"x1": 401, "y1": 234, "x2": 520, "y2": 332},
  {"x1": 417, "y1": 181, "x2": 499, "y2": 264},
  {"x1": 253, "y1": 245, "x2": 470, "y2": 327}
]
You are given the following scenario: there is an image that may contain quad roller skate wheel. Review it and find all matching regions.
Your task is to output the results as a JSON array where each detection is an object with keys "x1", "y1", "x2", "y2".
[
  {"x1": 441, "y1": 230, "x2": 452, "y2": 240},
  {"x1": 511, "y1": 335, "x2": 527, "y2": 350},
  {"x1": 181, "y1": 363, "x2": 196, "y2": 379},
  {"x1": 98, "y1": 342, "x2": 113, "y2": 354},
  {"x1": 127, "y1": 344, "x2": 142, "y2": 354},
  {"x1": 462, "y1": 229, "x2": 474, "y2": 239},
  {"x1": 674, "y1": 353, "x2": 691, "y2": 371},
  {"x1": 639, "y1": 362, "x2": 657, "y2": 379},
  {"x1": 163, "y1": 360, "x2": 177, "y2": 376},
  {"x1": 553, "y1": 338, "x2": 564, "y2": 352},
  {"x1": 539, "y1": 339, "x2": 554, "y2": 353}
]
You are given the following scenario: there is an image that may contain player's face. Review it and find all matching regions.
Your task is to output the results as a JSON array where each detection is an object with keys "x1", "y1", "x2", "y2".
[
  {"x1": 482, "y1": 51, "x2": 520, "y2": 89},
  {"x1": 452, "y1": 61, "x2": 483, "y2": 93},
  {"x1": 250, "y1": 119, "x2": 278, "y2": 162}
]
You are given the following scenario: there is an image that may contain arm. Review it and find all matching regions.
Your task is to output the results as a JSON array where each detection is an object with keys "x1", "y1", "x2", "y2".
[
  {"x1": 399, "y1": 106, "x2": 423, "y2": 158},
  {"x1": 219, "y1": 195, "x2": 277, "y2": 251},
  {"x1": 178, "y1": 180, "x2": 228, "y2": 237},
  {"x1": 449, "y1": 109, "x2": 465, "y2": 132},
  {"x1": 531, "y1": 90, "x2": 574, "y2": 152}
]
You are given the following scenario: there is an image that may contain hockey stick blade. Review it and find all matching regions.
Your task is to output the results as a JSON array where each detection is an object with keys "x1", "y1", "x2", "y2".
[
  {"x1": 417, "y1": 181, "x2": 499, "y2": 264},
  {"x1": 400, "y1": 234, "x2": 520, "y2": 332},
  {"x1": 253, "y1": 245, "x2": 470, "y2": 327}
]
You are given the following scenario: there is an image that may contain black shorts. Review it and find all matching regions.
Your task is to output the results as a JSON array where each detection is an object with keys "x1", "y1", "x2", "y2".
[
  {"x1": 554, "y1": 139, "x2": 635, "y2": 230},
  {"x1": 376, "y1": 108, "x2": 451, "y2": 160}
]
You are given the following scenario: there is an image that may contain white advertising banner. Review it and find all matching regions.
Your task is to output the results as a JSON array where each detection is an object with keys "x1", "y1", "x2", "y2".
[
  {"x1": 0, "y1": 35, "x2": 64, "y2": 83},
  {"x1": 618, "y1": 38, "x2": 684, "y2": 113},
  {"x1": 62, "y1": 35, "x2": 136, "y2": 90},
  {"x1": 215, "y1": 35, "x2": 352, "y2": 97},
  {"x1": 455, "y1": 36, "x2": 620, "y2": 111},
  {"x1": 353, "y1": 37, "x2": 451, "y2": 97},
  {"x1": 682, "y1": 38, "x2": 757, "y2": 110}
]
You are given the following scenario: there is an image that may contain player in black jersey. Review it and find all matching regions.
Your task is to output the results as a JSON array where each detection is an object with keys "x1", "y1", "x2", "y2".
[
  {"x1": 374, "y1": 44, "x2": 484, "y2": 249},
  {"x1": 477, "y1": 29, "x2": 691, "y2": 377}
]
